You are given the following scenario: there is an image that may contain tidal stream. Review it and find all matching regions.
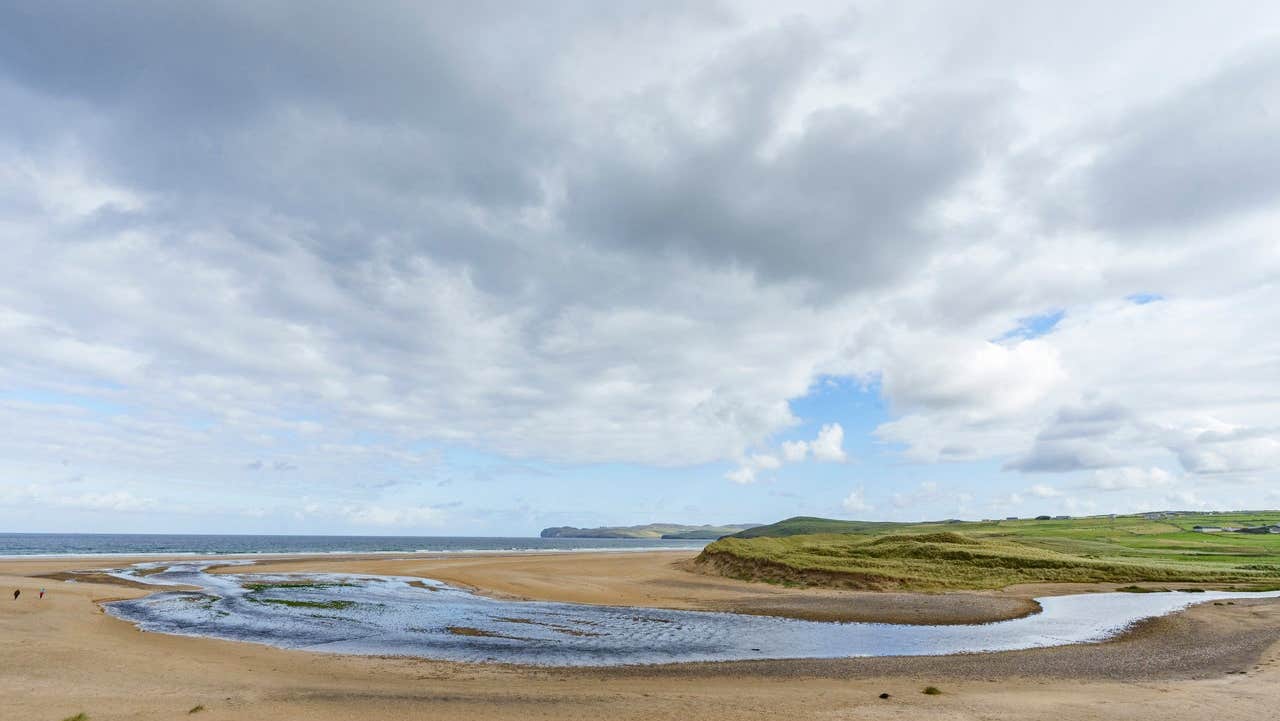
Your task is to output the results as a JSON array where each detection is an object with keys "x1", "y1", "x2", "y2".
[{"x1": 102, "y1": 562, "x2": 1280, "y2": 666}]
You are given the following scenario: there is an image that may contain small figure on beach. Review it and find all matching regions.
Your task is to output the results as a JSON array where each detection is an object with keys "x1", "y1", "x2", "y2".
[
  {"x1": 39, "y1": 588, "x2": 45, "y2": 599},
  {"x1": 12, "y1": 589, "x2": 18, "y2": 600}
]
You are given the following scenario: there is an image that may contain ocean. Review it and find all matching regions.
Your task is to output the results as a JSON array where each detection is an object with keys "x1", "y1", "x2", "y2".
[{"x1": 0, "y1": 533, "x2": 710, "y2": 557}]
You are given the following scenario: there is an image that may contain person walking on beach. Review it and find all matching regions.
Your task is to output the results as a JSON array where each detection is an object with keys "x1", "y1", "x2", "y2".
[
  {"x1": 12, "y1": 589, "x2": 18, "y2": 600},
  {"x1": 39, "y1": 588, "x2": 45, "y2": 599}
]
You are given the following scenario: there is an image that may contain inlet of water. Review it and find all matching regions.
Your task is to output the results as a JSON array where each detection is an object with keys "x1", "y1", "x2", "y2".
[{"x1": 103, "y1": 562, "x2": 1280, "y2": 666}]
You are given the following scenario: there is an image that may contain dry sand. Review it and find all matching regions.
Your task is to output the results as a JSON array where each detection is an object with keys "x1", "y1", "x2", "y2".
[{"x1": 3, "y1": 550, "x2": 1280, "y2": 721}]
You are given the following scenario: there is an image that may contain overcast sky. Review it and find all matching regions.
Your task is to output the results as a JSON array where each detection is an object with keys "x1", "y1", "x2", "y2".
[{"x1": 2, "y1": 1, "x2": 1279, "y2": 535}]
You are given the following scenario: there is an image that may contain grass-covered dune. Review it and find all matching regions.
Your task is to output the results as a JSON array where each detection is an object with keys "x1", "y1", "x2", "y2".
[{"x1": 696, "y1": 513, "x2": 1280, "y2": 591}]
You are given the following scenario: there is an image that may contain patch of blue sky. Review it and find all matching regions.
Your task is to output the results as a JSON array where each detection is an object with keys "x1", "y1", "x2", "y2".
[
  {"x1": 995, "y1": 309, "x2": 1065, "y2": 342},
  {"x1": 764, "y1": 375, "x2": 1050, "y2": 521},
  {"x1": 1126, "y1": 292, "x2": 1164, "y2": 304},
  {"x1": 784, "y1": 374, "x2": 885, "y2": 447}
]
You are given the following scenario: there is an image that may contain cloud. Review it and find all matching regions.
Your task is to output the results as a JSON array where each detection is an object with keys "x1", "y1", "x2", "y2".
[
  {"x1": 60, "y1": 490, "x2": 156, "y2": 512},
  {"x1": 773, "y1": 423, "x2": 847, "y2": 464},
  {"x1": 841, "y1": 487, "x2": 872, "y2": 513},
  {"x1": 875, "y1": 288, "x2": 1280, "y2": 483},
  {"x1": 724, "y1": 453, "x2": 782, "y2": 485},
  {"x1": 809, "y1": 423, "x2": 847, "y2": 463},
  {"x1": 781, "y1": 440, "x2": 809, "y2": 462},
  {"x1": 1166, "y1": 489, "x2": 1210, "y2": 510},
  {"x1": 879, "y1": 338, "x2": 1066, "y2": 419},
  {"x1": 0, "y1": 484, "x2": 156, "y2": 513},
  {"x1": 338, "y1": 504, "x2": 444, "y2": 528},
  {"x1": 1172, "y1": 424, "x2": 1280, "y2": 474},
  {"x1": 725, "y1": 423, "x2": 845, "y2": 482},
  {"x1": 565, "y1": 75, "x2": 1004, "y2": 291},
  {"x1": 1027, "y1": 483, "x2": 1062, "y2": 498},
  {"x1": 1076, "y1": 47, "x2": 1280, "y2": 232},
  {"x1": 1005, "y1": 441, "x2": 1122, "y2": 473},
  {"x1": 1086, "y1": 466, "x2": 1175, "y2": 491}
]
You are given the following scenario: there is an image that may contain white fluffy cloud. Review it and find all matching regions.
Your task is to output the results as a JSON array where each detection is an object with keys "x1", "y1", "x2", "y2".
[
  {"x1": 809, "y1": 424, "x2": 848, "y2": 463},
  {"x1": 774, "y1": 423, "x2": 848, "y2": 465},
  {"x1": 725, "y1": 423, "x2": 846, "y2": 483},
  {"x1": 781, "y1": 440, "x2": 809, "y2": 462}
]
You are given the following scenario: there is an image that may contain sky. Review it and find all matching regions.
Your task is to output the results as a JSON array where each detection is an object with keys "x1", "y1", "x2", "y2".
[{"x1": 2, "y1": 1, "x2": 1279, "y2": 535}]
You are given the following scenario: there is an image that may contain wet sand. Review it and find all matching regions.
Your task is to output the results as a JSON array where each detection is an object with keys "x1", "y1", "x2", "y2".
[{"x1": 4, "y1": 550, "x2": 1280, "y2": 720}]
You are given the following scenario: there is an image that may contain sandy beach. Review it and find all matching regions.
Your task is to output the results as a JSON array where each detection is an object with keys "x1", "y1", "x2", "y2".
[{"x1": 4, "y1": 550, "x2": 1280, "y2": 721}]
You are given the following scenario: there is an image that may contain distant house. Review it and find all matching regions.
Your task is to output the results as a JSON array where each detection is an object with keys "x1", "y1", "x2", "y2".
[
  {"x1": 1053, "y1": 515, "x2": 1070, "y2": 520},
  {"x1": 1034, "y1": 515, "x2": 1052, "y2": 521},
  {"x1": 1006, "y1": 516, "x2": 1019, "y2": 521},
  {"x1": 1193, "y1": 526, "x2": 1224, "y2": 533},
  {"x1": 1143, "y1": 512, "x2": 1166, "y2": 520},
  {"x1": 1236, "y1": 525, "x2": 1280, "y2": 534}
]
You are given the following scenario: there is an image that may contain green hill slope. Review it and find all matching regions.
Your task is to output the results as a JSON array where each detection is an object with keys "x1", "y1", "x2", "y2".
[
  {"x1": 730, "y1": 516, "x2": 906, "y2": 537},
  {"x1": 699, "y1": 512, "x2": 1280, "y2": 591}
]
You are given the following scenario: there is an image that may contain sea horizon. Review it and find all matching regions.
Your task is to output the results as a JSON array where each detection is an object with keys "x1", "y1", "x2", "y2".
[{"x1": 0, "y1": 532, "x2": 710, "y2": 558}]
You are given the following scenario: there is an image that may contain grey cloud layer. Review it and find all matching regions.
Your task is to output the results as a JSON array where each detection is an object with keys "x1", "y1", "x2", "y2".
[{"x1": 1081, "y1": 47, "x2": 1280, "y2": 232}]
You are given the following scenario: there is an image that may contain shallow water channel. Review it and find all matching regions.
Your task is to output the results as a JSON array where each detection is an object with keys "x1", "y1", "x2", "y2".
[{"x1": 102, "y1": 562, "x2": 1280, "y2": 666}]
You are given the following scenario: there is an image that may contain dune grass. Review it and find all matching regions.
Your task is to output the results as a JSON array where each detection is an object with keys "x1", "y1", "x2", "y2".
[
  {"x1": 62, "y1": 714, "x2": 89, "y2": 721},
  {"x1": 699, "y1": 513, "x2": 1280, "y2": 591}
]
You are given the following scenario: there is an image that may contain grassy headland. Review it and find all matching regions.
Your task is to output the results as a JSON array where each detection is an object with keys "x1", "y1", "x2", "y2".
[{"x1": 695, "y1": 513, "x2": 1280, "y2": 591}]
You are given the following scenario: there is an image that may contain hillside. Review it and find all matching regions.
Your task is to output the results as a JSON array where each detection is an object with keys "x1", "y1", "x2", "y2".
[
  {"x1": 540, "y1": 523, "x2": 759, "y2": 539},
  {"x1": 729, "y1": 516, "x2": 907, "y2": 538},
  {"x1": 697, "y1": 512, "x2": 1280, "y2": 591}
]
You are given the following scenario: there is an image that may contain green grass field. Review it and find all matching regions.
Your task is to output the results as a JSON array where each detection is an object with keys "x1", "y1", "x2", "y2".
[{"x1": 697, "y1": 513, "x2": 1280, "y2": 591}]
